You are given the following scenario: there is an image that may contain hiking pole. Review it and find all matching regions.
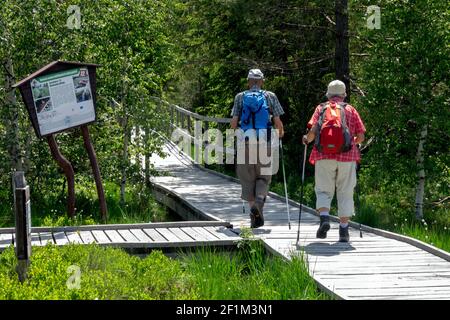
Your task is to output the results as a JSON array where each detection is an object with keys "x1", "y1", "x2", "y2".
[
  {"x1": 296, "y1": 141, "x2": 308, "y2": 247},
  {"x1": 279, "y1": 139, "x2": 291, "y2": 230}
]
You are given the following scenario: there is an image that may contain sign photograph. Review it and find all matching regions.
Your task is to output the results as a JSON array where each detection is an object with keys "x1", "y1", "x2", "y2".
[{"x1": 30, "y1": 67, "x2": 96, "y2": 136}]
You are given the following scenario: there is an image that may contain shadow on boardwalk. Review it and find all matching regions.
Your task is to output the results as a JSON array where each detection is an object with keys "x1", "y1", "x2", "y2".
[{"x1": 304, "y1": 242, "x2": 356, "y2": 257}]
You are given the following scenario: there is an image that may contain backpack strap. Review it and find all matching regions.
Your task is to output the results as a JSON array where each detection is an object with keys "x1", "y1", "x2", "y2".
[
  {"x1": 262, "y1": 90, "x2": 273, "y2": 115},
  {"x1": 337, "y1": 102, "x2": 353, "y2": 152},
  {"x1": 337, "y1": 102, "x2": 349, "y2": 130},
  {"x1": 315, "y1": 103, "x2": 328, "y2": 134},
  {"x1": 314, "y1": 102, "x2": 329, "y2": 151}
]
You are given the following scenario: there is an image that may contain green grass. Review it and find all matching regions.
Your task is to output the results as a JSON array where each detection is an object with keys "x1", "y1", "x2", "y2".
[
  {"x1": 394, "y1": 221, "x2": 450, "y2": 252},
  {"x1": 183, "y1": 241, "x2": 328, "y2": 300},
  {"x1": 0, "y1": 240, "x2": 328, "y2": 300}
]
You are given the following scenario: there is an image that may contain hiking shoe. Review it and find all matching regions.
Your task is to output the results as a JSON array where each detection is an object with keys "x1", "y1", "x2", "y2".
[
  {"x1": 316, "y1": 215, "x2": 330, "y2": 239},
  {"x1": 250, "y1": 199, "x2": 265, "y2": 228},
  {"x1": 339, "y1": 225, "x2": 350, "y2": 243}
]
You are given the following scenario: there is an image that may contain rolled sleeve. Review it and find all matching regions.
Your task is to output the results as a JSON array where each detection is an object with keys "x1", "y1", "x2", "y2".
[
  {"x1": 352, "y1": 109, "x2": 366, "y2": 134},
  {"x1": 307, "y1": 105, "x2": 321, "y2": 129},
  {"x1": 266, "y1": 92, "x2": 285, "y2": 117}
]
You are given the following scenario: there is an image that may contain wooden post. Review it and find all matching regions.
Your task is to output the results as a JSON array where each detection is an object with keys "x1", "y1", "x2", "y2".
[
  {"x1": 187, "y1": 115, "x2": 192, "y2": 136},
  {"x1": 181, "y1": 112, "x2": 185, "y2": 131},
  {"x1": 170, "y1": 105, "x2": 174, "y2": 137},
  {"x1": 335, "y1": 0, "x2": 351, "y2": 101},
  {"x1": 13, "y1": 171, "x2": 31, "y2": 282},
  {"x1": 194, "y1": 120, "x2": 202, "y2": 164},
  {"x1": 204, "y1": 121, "x2": 209, "y2": 169},
  {"x1": 165, "y1": 102, "x2": 171, "y2": 138},
  {"x1": 81, "y1": 125, "x2": 108, "y2": 223},
  {"x1": 47, "y1": 135, "x2": 75, "y2": 219}
]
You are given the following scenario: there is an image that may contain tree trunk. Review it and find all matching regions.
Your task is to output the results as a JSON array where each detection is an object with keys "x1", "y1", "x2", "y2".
[
  {"x1": 4, "y1": 57, "x2": 23, "y2": 171},
  {"x1": 120, "y1": 116, "x2": 129, "y2": 206},
  {"x1": 81, "y1": 125, "x2": 108, "y2": 223},
  {"x1": 47, "y1": 135, "x2": 76, "y2": 219},
  {"x1": 415, "y1": 125, "x2": 428, "y2": 220},
  {"x1": 144, "y1": 126, "x2": 151, "y2": 187},
  {"x1": 335, "y1": 0, "x2": 351, "y2": 101}
]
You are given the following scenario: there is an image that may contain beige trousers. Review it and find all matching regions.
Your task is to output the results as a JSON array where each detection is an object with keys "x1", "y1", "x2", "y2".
[{"x1": 315, "y1": 159, "x2": 357, "y2": 218}]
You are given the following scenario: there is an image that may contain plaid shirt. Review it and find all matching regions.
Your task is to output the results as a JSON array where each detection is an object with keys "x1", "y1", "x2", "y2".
[
  {"x1": 307, "y1": 98, "x2": 366, "y2": 165},
  {"x1": 231, "y1": 86, "x2": 285, "y2": 118}
]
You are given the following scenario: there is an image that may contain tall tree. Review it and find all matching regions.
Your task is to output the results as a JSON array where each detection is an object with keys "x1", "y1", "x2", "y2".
[
  {"x1": 354, "y1": 0, "x2": 450, "y2": 220},
  {"x1": 335, "y1": 0, "x2": 351, "y2": 100}
]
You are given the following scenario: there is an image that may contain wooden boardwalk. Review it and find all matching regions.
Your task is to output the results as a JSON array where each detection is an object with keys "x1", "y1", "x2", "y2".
[
  {"x1": 150, "y1": 144, "x2": 450, "y2": 300},
  {"x1": 0, "y1": 221, "x2": 240, "y2": 252}
]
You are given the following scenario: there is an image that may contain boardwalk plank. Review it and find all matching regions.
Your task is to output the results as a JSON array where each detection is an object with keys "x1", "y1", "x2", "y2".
[
  {"x1": 157, "y1": 228, "x2": 182, "y2": 242},
  {"x1": 180, "y1": 227, "x2": 210, "y2": 241},
  {"x1": 169, "y1": 228, "x2": 195, "y2": 242},
  {"x1": 39, "y1": 232, "x2": 54, "y2": 245},
  {"x1": 196, "y1": 227, "x2": 221, "y2": 240},
  {"x1": 129, "y1": 229, "x2": 153, "y2": 242},
  {"x1": 66, "y1": 231, "x2": 84, "y2": 244},
  {"x1": 142, "y1": 228, "x2": 167, "y2": 242},
  {"x1": 104, "y1": 230, "x2": 125, "y2": 243},
  {"x1": 91, "y1": 230, "x2": 111, "y2": 244},
  {"x1": 117, "y1": 229, "x2": 139, "y2": 242},
  {"x1": 204, "y1": 226, "x2": 235, "y2": 240},
  {"x1": 0, "y1": 233, "x2": 13, "y2": 249},
  {"x1": 78, "y1": 231, "x2": 96, "y2": 244},
  {"x1": 30, "y1": 233, "x2": 41, "y2": 246},
  {"x1": 53, "y1": 232, "x2": 69, "y2": 245}
]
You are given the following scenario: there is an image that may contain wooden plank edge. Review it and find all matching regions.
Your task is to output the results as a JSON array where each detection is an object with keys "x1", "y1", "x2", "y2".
[{"x1": 0, "y1": 221, "x2": 233, "y2": 234}]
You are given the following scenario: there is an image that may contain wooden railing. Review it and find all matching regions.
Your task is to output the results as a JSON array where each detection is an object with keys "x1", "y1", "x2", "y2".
[{"x1": 149, "y1": 96, "x2": 233, "y2": 165}]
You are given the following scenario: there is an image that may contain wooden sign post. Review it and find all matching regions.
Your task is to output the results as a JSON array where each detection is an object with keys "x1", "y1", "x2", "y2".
[
  {"x1": 13, "y1": 171, "x2": 31, "y2": 282},
  {"x1": 13, "y1": 61, "x2": 108, "y2": 222}
]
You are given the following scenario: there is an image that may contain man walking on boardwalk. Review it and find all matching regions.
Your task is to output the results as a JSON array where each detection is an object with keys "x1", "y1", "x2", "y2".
[
  {"x1": 231, "y1": 69, "x2": 285, "y2": 228},
  {"x1": 303, "y1": 80, "x2": 366, "y2": 242}
]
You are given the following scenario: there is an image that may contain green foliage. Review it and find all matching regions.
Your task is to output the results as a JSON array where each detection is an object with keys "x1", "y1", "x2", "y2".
[
  {"x1": 0, "y1": 0, "x2": 176, "y2": 223},
  {"x1": 0, "y1": 244, "x2": 327, "y2": 300},
  {"x1": 0, "y1": 245, "x2": 197, "y2": 300},
  {"x1": 352, "y1": 0, "x2": 450, "y2": 201}
]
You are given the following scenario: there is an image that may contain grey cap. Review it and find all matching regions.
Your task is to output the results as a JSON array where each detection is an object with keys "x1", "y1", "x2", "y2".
[{"x1": 247, "y1": 69, "x2": 264, "y2": 80}]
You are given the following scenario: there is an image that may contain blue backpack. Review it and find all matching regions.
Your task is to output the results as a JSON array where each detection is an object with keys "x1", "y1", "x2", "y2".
[{"x1": 240, "y1": 90, "x2": 272, "y2": 132}]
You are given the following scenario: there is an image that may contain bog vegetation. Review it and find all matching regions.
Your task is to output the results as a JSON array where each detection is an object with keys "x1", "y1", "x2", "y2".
[
  {"x1": 0, "y1": 242, "x2": 328, "y2": 300},
  {"x1": 0, "y1": 0, "x2": 448, "y2": 252}
]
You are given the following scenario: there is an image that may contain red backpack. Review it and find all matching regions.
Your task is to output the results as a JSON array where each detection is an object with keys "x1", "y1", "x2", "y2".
[{"x1": 314, "y1": 102, "x2": 352, "y2": 154}]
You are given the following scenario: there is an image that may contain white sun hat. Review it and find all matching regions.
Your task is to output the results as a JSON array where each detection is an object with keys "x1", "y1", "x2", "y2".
[{"x1": 326, "y1": 80, "x2": 347, "y2": 97}]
